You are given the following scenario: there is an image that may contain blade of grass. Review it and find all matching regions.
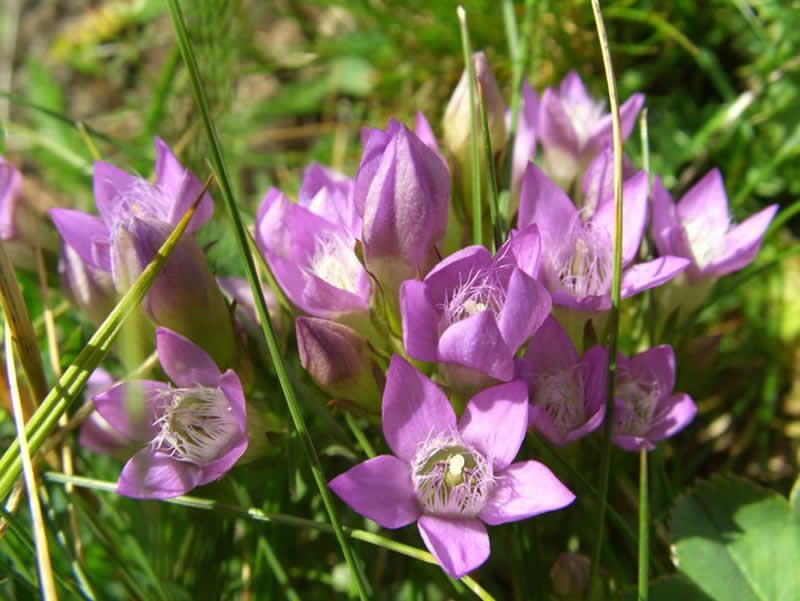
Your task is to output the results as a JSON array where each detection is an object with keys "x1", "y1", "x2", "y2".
[
  {"x1": 0, "y1": 176, "x2": 212, "y2": 501},
  {"x1": 588, "y1": 1, "x2": 625, "y2": 598},
  {"x1": 457, "y1": 6, "x2": 483, "y2": 246},
  {"x1": 5, "y1": 316, "x2": 58, "y2": 600},
  {"x1": 477, "y1": 81, "x2": 503, "y2": 251},
  {"x1": 165, "y1": 2, "x2": 369, "y2": 598},
  {"x1": 45, "y1": 472, "x2": 498, "y2": 601},
  {"x1": 638, "y1": 447, "x2": 649, "y2": 601}
]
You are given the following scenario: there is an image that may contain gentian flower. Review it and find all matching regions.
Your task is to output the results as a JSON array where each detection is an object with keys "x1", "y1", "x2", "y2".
[
  {"x1": 354, "y1": 119, "x2": 450, "y2": 303},
  {"x1": 59, "y1": 242, "x2": 117, "y2": 325},
  {"x1": 79, "y1": 369, "x2": 134, "y2": 456},
  {"x1": 329, "y1": 356, "x2": 575, "y2": 578},
  {"x1": 93, "y1": 327, "x2": 248, "y2": 499},
  {"x1": 520, "y1": 316, "x2": 606, "y2": 446},
  {"x1": 592, "y1": 345, "x2": 696, "y2": 451},
  {"x1": 49, "y1": 138, "x2": 237, "y2": 369},
  {"x1": 400, "y1": 224, "x2": 551, "y2": 392},
  {"x1": 0, "y1": 156, "x2": 23, "y2": 241},
  {"x1": 651, "y1": 169, "x2": 778, "y2": 283},
  {"x1": 518, "y1": 164, "x2": 689, "y2": 312},
  {"x1": 297, "y1": 162, "x2": 360, "y2": 239},
  {"x1": 443, "y1": 51, "x2": 507, "y2": 161},
  {"x1": 538, "y1": 70, "x2": 644, "y2": 190},
  {"x1": 255, "y1": 186, "x2": 371, "y2": 323}
]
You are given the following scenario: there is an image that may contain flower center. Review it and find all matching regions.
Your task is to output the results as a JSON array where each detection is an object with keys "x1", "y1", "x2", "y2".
[
  {"x1": 109, "y1": 180, "x2": 172, "y2": 228},
  {"x1": 681, "y1": 213, "x2": 729, "y2": 270},
  {"x1": 410, "y1": 434, "x2": 494, "y2": 518},
  {"x1": 151, "y1": 386, "x2": 240, "y2": 464},
  {"x1": 439, "y1": 269, "x2": 505, "y2": 331},
  {"x1": 564, "y1": 98, "x2": 606, "y2": 148},
  {"x1": 533, "y1": 367, "x2": 585, "y2": 435},
  {"x1": 613, "y1": 369, "x2": 661, "y2": 437},
  {"x1": 552, "y1": 219, "x2": 612, "y2": 298},
  {"x1": 307, "y1": 232, "x2": 362, "y2": 293}
]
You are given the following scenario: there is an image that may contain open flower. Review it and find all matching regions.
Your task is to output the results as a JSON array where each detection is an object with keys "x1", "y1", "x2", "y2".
[
  {"x1": 78, "y1": 369, "x2": 134, "y2": 456},
  {"x1": 538, "y1": 70, "x2": 644, "y2": 189},
  {"x1": 255, "y1": 187, "x2": 371, "y2": 322},
  {"x1": 518, "y1": 164, "x2": 689, "y2": 312},
  {"x1": 93, "y1": 328, "x2": 248, "y2": 499},
  {"x1": 329, "y1": 356, "x2": 574, "y2": 578},
  {"x1": 519, "y1": 316, "x2": 606, "y2": 446},
  {"x1": 400, "y1": 225, "x2": 551, "y2": 391},
  {"x1": 49, "y1": 137, "x2": 237, "y2": 369},
  {"x1": 591, "y1": 345, "x2": 696, "y2": 451},
  {"x1": 651, "y1": 169, "x2": 778, "y2": 282},
  {"x1": 297, "y1": 162, "x2": 360, "y2": 239}
]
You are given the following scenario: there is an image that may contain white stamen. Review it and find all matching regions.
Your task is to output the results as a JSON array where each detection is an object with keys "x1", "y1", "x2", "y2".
[
  {"x1": 150, "y1": 386, "x2": 240, "y2": 464},
  {"x1": 306, "y1": 233, "x2": 361, "y2": 293},
  {"x1": 439, "y1": 266, "x2": 507, "y2": 331},
  {"x1": 533, "y1": 367, "x2": 585, "y2": 435},
  {"x1": 564, "y1": 98, "x2": 607, "y2": 148},
  {"x1": 410, "y1": 432, "x2": 494, "y2": 518},
  {"x1": 551, "y1": 218, "x2": 612, "y2": 298},
  {"x1": 613, "y1": 368, "x2": 661, "y2": 437}
]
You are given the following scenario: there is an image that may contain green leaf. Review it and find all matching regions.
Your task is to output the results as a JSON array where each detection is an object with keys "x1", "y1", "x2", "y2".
[
  {"x1": 672, "y1": 477, "x2": 800, "y2": 601},
  {"x1": 618, "y1": 575, "x2": 713, "y2": 601}
]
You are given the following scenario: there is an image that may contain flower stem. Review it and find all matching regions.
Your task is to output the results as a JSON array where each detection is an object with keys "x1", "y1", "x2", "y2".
[
  {"x1": 457, "y1": 6, "x2": 482, "y2": 246},
  {"x1": 166, "y1": 3, "x2": 369, "y2": 597},
  {"x1": 638, "y1": 447, "x2": 649, "y2": 601},
  {"x1": 588, "y1": 0, "x2": 625, "y2": 598}
]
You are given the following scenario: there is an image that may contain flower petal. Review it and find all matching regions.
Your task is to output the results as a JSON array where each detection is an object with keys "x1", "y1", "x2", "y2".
[
  {"x1": 497, "y1": 268, "x2": 551, "y2": 353},
  {"x1": 621, "y1": 256, "x2": 690, "y2": 299},
  {"x1": 382, "y1": 356, "x2": 456, "y2": 463},
  {"x1": 218, "y1": 369, "x2": 248, "y2": 431},
  {"x1": 423, "y1": 244, "x2": 492, "y2": 305},
  {"x1": 156, "y1": 327, "x2": 221, "y2": 388},
  {"x1": 650, "y1": 176, "x2": 682, "y2": 258},
  {"x1": 93, "y1": 161, "x2": 137, "y2": 226},
  {"x1": 196, "y1": 435, "x2": 248, "y2": 487},
  {"x1": 585, "y1": 93, "x2": 644, "y2": 155},
  {"x1": 631, "y1": 345, "x2": 676, "y2": 397},
  {"x1": 417, "y1": 515, "x2": 490, "y2": 579},
  {"x1": 116, "y1": 449, "x2": 203, "y2": 499},
  {"x1": 459, "y1": 380, "x2": 528, "y2": 471},
  {"x1": 523, "y1": 315, "x2": 579, "y2": 372},
  {"x1": 517, "y1": 163, "x2": 577, "y2": 248},
  {"x1": 704, "y1": 204, "x2": 778, "y2": 277},
  {"x1": 438, "y1": 311, "x2": 514, "y2": 382},
  {"x1": 646, "y1": 393, "x2": 697, "y2": 444},
  {"x1": 537, "y1": 87, "x2": 579, "y2": 154},
  {"x1": 93, "y1": 380, "x2": 169, "y2": 442},
  {"x1": 478, "y1": 460, "x2": 575, "y2": 525},
  {"x1": 676, "y1": 169, "x2": 729, "y2": 230},
  {"x1": 400, "y1": 279, "x2": 440, "y2": 362},
  {"x1": 155, "y1": 138, "x2": 214, "y2": 232},
  {"x1": 329, "y1": 455, "x2": 420, "y2": 529},
  {"x1": 50, "y1": 209, "x2": 110, "y2": 271},
  {"x1": 592, "y1": 170, "x2": 648, "y2": 266}
]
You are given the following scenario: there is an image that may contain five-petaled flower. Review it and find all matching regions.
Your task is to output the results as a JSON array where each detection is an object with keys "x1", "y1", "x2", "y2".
[
  {"x1": 93, "y1": 328, "x2": 248, "y2": 499},
  {"x1": 329, "y1": 356, "x2": 574, "y2": 579}
]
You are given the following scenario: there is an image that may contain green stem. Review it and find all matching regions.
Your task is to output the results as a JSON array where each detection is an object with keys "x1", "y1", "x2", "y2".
[
  {"x1": 344, "y1": 412, "x2": 376, "y2": 459},
  {"x1": 477, "y1": 81, "x2": 503, "y2": 251},
  {"x1": 588, "y1": 1, "x2": 625, "y2": 598},
  {"x1": 165, "y1": 2, "x2": 369, "y2": 597},
  {"x1": 639, "y1": 109, "x2": 657, "y2": 347},
  {"x1": 457, "y1": 6, "x2": 482, "y2": 246},
  {"x1": 638, "y1": 447, "x2": 649, "y2": 601}
]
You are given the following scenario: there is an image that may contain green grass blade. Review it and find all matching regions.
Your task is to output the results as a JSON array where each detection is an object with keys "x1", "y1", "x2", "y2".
[
  {"x1": 0, "y1": 177, "x2": 210, "y2": 501},
  {"x1": 477, "y1": 81, "x2": 502, "y2": 251},
  {"x1": 164, "y1": 2, "x2": 370, "y2": 598}
]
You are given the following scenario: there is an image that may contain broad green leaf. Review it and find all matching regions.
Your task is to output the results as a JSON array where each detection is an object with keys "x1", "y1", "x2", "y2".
[
  {"x1": 672, "y1": 477, "x2": 800, "y2": 601},
  {"x1": 618, "y1": 575, "x2": 713, "y2": 601}
]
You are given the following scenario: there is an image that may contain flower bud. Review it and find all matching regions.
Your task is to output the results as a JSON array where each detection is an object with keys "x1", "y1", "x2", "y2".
[
  {"x1": 550, "y1": 553, "x2": 591, "y2": 598},
  {"x1": 59, "y1": 242, "x2": 117, "y2": 325},
  {"x1": 296, "y1": 317, "x2": 382, "y2": 411},
  {"x1": 443, "y1": 51, "x2": 507, "y2": 160}
]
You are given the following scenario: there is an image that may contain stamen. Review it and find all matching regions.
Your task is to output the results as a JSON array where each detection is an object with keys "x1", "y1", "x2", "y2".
[
  {"x1": 150, "y1": 386, "x2": 240, "y2": 465},
  {"x1": 109, "y1": 179, "x2": 172, "y2": 228},
  {"x1": 410, "y1": 432, "x2": 494, "y2": 518},
  {"x1": 533, "y1": 366, "x2": 585, "y2": 435},
  {"x1": 613, "y1": 368, "x2": 661, "y2": 437},
  {"x1": 306, "y1": 232, "x2": 362, "y2": 293},
  {"x1": 551, "y1": 218, "x2": 612, "y2": 299},
  {"x1": 439, "y1": 267, "x2": 506, "y2": 330}
]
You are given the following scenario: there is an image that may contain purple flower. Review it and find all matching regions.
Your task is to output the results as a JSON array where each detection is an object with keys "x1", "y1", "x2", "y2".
[
  {"x1": 354, "y1": 119, "x2": 450, "y2": 296},
  {"x1": 329, "y1": 356, "x2": 574, "y2": 578},
  {"x1": 651, "y1": 169, "x2": 778, "y2": 282},
  {"x1": 297, "y1": 162, "x2": 360, "y2": 239},
  {"x1": 93, "y1": 327, "x2": 248, "y2": 499},
  {"x1": 59, "y1": 242, "x2": 117, "y2": 325},
  {"x1": 255, "y1": 187, "x2": 371, "y2": 322},
  {"x1": 538, "y1": 71, "x2": 644, "y2": 189},
  {"x1": 400, "y1": 225, "x2": 551, "y2": 391},
  {"x1": 443, "y1": 51, "x2": 507, "y2": 160},
  {"x1": 0, "y1": 156, "x2": 23, "y2": 241},
  {"x1": 217, "y1": 276, "x2": 288, "y2": 342},
  {"x1": 592, "y1": 345, "x2": 696, "y2": 451},
  {"x1": 509, "y1": 80, "x2": 539, "y2": 215},
  {"x1": 519, "y1": 316, "x2": 606, "y2": 446},
  {"x1": 49, "y1": 138, "x2": 237, "y2": 368},
  {"x1": 296, "y1": 316, "x2": 382, "y2": 412},
  {"x1": 79, "y1": 369, "x2": 134, "y2": 456},
  {"x1": 518, "y1": 164, "x2": 689, "y2": 312}
]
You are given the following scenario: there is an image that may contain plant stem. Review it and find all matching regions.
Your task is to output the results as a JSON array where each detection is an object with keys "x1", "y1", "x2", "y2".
[
  {"x1": 165, "y1": 3, "x2": 369, "y2": 598},
  {"x1": 588, "y1": 1, "x2": 625, "y2": 598},
  {"x1": 638, "y1": 447, "x2": 649, "y2": 601}
]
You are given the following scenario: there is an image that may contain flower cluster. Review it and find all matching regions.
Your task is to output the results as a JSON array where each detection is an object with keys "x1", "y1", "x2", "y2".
[{"x1": 47, "y1": 55, "x2": 777, "y2": 579}]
